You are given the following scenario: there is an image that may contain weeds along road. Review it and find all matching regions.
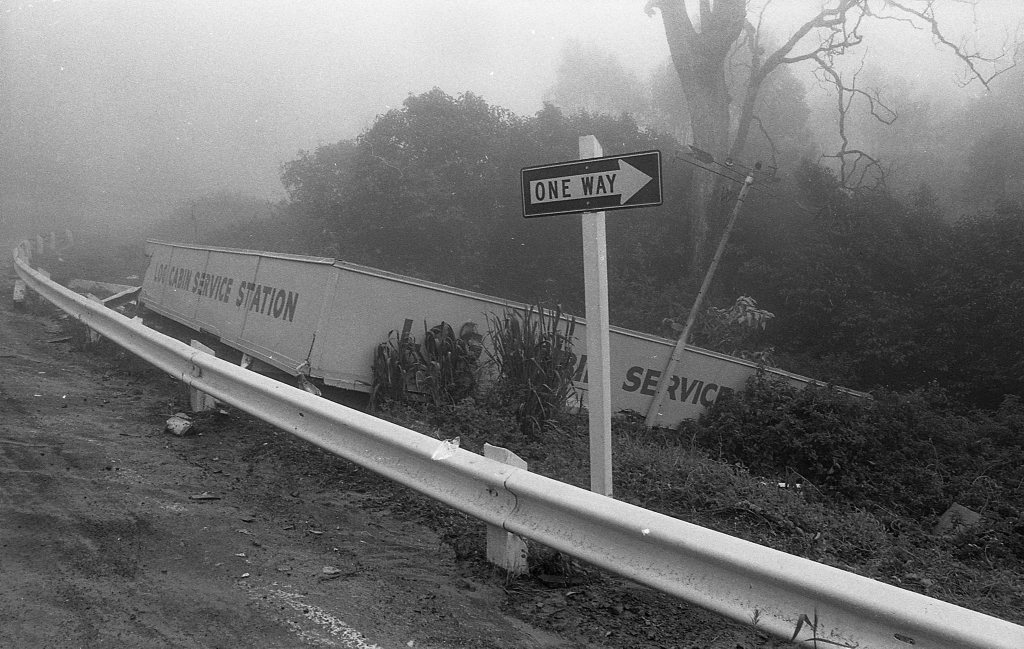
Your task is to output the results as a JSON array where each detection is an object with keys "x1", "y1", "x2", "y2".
[
  {"x1": 1, "y1": 259, "x2": 779, "y2": 649},
  {"x1": 0, "y1": 270, "x2": 586, "y2": 648}
]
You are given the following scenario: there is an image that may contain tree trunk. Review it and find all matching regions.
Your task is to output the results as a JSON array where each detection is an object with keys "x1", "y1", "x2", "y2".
[{"x1": 652, "y1": 0, "x2": 744, "y2": 277}]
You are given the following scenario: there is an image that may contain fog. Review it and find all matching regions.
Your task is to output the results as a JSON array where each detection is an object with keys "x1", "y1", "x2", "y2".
[{"x1": 1, "y1": 0, "x2": 1021, "y2": 241}]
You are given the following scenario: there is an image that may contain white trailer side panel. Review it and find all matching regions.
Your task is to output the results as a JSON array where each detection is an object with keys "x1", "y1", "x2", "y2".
[
  {"x1": 234, "y1": 254, "x2": 336, "y2": 372},
  {"x1": 141, "y1": 241, "x2": 866, "y2": 427},
  {"x1": 194, "y1": 248, "x2": 260, "y2": 340}
]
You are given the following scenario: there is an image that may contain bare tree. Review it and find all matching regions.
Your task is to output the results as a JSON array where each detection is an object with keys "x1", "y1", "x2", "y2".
[{"x1": 645, "y1": 0, "x2": 1019, "y2": 276}]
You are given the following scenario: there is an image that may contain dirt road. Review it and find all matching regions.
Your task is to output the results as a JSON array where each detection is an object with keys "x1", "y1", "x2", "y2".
[{"x1": 0, "y1": 270, "x2": 584, "y2": 648}]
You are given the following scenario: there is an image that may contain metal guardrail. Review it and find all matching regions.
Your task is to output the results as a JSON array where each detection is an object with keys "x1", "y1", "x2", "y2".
[{"x1": 13, "y1": 243, "x2": 1024, "y2": 649}]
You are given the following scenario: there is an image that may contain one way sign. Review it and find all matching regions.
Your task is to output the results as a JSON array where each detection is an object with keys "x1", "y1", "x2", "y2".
[{"x1": 521, "y1": 150, "x2": 662, "y2": 218}]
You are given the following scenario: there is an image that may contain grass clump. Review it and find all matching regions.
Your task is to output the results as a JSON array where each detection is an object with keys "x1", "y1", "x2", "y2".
[
  {"x1": 485, "y1": 304, "x2": 578, "y2": 439},
  {"x1": 371, "y1": 382, "x2": 1024, "y2": 625}
]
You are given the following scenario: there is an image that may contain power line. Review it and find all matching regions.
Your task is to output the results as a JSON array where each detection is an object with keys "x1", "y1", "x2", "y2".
[{"x1": 673, "y1": 153, "x2": 781, "y2": 198}]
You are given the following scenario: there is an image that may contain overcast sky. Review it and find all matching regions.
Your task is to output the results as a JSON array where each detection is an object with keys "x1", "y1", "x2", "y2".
[{"x1": 1, "y1": 0, "x2": 1021, "y2": 237}]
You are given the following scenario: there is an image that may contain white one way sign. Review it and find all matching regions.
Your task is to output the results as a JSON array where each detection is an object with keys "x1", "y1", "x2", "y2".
[{"x1": 521, "y1": 150, "x2": 662, "y2": 218}]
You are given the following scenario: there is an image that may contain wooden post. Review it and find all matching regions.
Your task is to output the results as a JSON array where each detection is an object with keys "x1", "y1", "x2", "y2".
[
  {"x1": 85, "y1": 294, "x2": 103, "y2": 343},
  {"x1": 579, "y1": 135, "x2": 613, "y2": 496}
]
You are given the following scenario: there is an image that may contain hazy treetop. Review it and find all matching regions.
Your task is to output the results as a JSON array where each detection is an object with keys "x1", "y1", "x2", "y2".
[{"x1": 0, "y1": 0, "x2": 1020, "y2": 235}]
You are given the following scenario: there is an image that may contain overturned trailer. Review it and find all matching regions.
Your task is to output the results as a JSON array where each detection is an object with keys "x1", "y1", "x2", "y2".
[{"x1": 139, "y1": 240, "x2": 864, "y2": 427}]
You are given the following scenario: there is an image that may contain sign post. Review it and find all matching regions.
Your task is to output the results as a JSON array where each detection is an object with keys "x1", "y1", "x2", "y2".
[
  {"x1": 578, "y1": 135, "x2": 613, "y2": 496},
  {"x1": 521, "y1": 143, "x2": 662, "y2": 496}
]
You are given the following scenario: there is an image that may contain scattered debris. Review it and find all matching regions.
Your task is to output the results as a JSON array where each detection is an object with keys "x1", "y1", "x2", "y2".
[
  {"x1": 189, "y1": 492, "x2": 221, "y2": 501},
  {"x1": 297, "y1": 373, "x2": 321, "y2": 396},
  {"x1": 319, "y1": 565, "x2": 355, "y2": 581},
  {"x1": 45, "y1": 336, "x2": 72, "y2": 344},
  {"x1": 934, "y1": 502, "x2": 982, "y2": 535},
  {"x1": 537, "y1": 574, "x2": 587, "y2": 588},
  {"x1": 165, "y1": 412, "x2": 194, "y2": 437},
  {"x1": 430, "y1": 436, "x2": 460, "y2": 461}
]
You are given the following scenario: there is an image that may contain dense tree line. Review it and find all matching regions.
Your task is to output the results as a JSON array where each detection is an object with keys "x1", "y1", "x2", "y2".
[
  {"x1": 725, "y1": 163, "x2": 1023, "y2": 409},
  {"x1": 279, "y1": 88, "x2": 690, "y2": 309}
]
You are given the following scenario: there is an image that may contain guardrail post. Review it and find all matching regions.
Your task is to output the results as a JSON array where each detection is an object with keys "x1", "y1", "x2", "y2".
[
  {"x1": 85, "y1": 294, "x2": 103, "y2": 343},
  {"x1": 189, "y1": 340, "x2": 218, "y2": 412},
  {"x1": 12, "y1": 279, "x2": 27, "y2": 310},
  {"x1": 483, "y1": 443, "x2": 529, "y2": 576}
]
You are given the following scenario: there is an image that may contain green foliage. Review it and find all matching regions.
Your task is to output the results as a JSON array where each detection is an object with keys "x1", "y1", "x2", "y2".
[
  {"x1": 280, "y1": 140, "x2": 358, "y2": 220},
  {"x1": 369, "y1": 328, "x2": 420, "y2": 409},
  {"x1": 374, "y1": 396, "x2": 1023, "y2": 623},
  {"x1": 696, "y1": 374, "x2": 1024, "y2": 520},
  {"x1": 685, "y1": 295, "x2": 775, "y2": 363},
  {"x1": 723, "y1": 159, "x2": 1022, "y2": 406},
  {"x1": 486, "y1": 305, "x2": 579, "y2": 438},
  {"x1": 370, "y1": 321, "x2": 481, "y2": 409},
  {"x1": 913, "y1": 204, "x2": 1024, "y2": 407}
]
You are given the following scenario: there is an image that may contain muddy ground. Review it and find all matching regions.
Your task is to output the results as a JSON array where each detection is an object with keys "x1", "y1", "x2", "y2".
[{"x1": 1, "y1": 261, "x2": 775, "y2": 648}]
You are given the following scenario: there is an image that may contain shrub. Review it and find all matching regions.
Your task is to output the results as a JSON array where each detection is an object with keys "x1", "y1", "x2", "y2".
[
  {"x1": 695, "y1": 373, "x2": 1024, "y2": 520},
  {"x1": 486, "y1": 304, "x2": 579, "y2": 438}
]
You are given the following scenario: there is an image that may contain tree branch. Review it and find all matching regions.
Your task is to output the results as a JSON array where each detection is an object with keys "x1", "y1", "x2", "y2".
[
  {"x1": 760, "y1": 0, "x2": 863, "y2": 77},
  {"x1": 751, "y1": 115, "x2": 779, "y2": 172},
  {"x1": 874, "y1": 0, "x2": 1021, "y2": 89},
  {"x1": 814, "y1": 54, "x2": 892, "y2": 192}
]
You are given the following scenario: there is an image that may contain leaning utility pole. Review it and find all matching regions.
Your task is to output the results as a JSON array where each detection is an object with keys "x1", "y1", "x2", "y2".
[{"x1": 644, "y1": 166, "x2": 757, "y2": 428}]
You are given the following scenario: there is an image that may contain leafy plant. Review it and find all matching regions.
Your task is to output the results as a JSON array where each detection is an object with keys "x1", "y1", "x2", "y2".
[
  {"x1": 369, "y1": 328, "x2": 420, "y2": 409},
  {"x1": 418, "y1": 321, "x2": 483, "y2": 405},
  {"x1": 668, "y1": 295, "x2": 776, "y2": 364},
  {"x1": 370, "y1": 321, "x2": 482, "y2": 409},
  {"x1": 486, "y1": 304, "x2": 578, "y2": 438}
]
